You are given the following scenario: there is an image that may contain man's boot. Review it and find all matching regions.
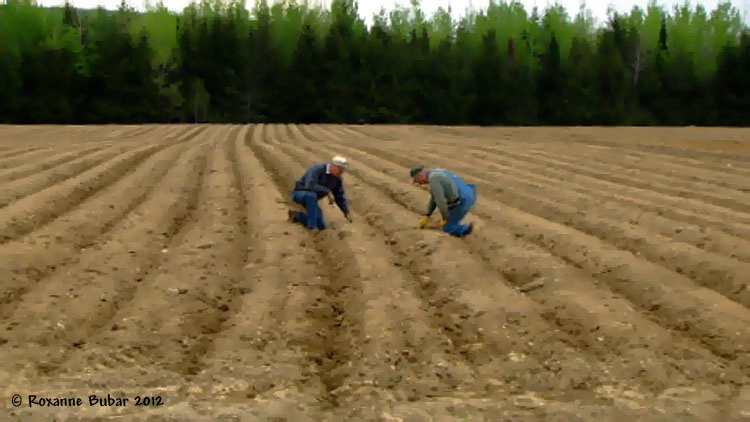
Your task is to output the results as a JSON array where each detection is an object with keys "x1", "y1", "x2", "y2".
[{"x1": 287, "y1": 209, "x2": 299, "y2": 223}]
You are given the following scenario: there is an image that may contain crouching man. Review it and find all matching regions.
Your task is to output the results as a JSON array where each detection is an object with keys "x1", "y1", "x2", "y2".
[
  {"x1": 410, "y1": 165, "x2": 475, "y2": 237},
  {"x1": 288, "y1": 155, "x2": 353, "y2": 230}
]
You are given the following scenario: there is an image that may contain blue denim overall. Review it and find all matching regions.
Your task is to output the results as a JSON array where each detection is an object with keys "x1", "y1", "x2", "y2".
[
  {"x1": 291, "y1": 190, "x2": 326, "y2": 230},
  {"x1": 436, "y1": 170, "x2": 477, "y2": 236}
]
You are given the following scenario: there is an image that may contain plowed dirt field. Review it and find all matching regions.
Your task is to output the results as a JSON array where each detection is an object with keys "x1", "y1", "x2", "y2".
[{"x1": 1, "y1": 124, "x2": 750, "y2": 421}]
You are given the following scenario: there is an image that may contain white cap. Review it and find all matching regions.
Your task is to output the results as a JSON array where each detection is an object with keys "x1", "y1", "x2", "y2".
[{"x1": 332, "y1": 155, "x2": 348, "y2": 169}]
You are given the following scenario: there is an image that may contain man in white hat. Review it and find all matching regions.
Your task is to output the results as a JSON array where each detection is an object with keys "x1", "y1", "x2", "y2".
[{"x1": 288, "y1": 155, "x2": 353, "y2": 230}]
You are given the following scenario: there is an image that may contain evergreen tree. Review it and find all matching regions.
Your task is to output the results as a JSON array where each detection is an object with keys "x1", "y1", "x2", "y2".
[{"x1": 0, "y1": 0, "x2": 747, "y2": 125}]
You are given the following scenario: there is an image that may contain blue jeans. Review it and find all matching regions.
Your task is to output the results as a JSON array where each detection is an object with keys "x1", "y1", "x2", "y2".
[
  {"x1": 291, "y1": 191, "x2": 325, "y2": 230},
  {"x1": 443, "y1": 181, "x2": 476, "y2": 237}
]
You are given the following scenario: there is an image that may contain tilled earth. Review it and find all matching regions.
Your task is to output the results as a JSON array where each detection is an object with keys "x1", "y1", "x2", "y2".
[{"x1": 1, "y1": 124, "x2": 749, "y2": 421}]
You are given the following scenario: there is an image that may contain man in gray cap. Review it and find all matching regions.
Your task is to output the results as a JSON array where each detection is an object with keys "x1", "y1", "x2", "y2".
[{"x1": 410, "y1": 165, "x2": 475, "y2": 237}]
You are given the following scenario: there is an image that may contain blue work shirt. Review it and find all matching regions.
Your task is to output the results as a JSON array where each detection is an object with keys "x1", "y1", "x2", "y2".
[{"x1": 293, "y1": 163, "x2": 350, "y2": 214}]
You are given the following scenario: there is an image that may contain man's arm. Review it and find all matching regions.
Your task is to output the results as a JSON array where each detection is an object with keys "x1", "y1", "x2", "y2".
[
  {"x1": 425, "y1": 196, "x2": 436, "y2": 216},
  {"x1": 301, "y1": 164, "x2": 330, "y2": 194},
  {"x1": 428, "y1": 176, "x2": 450, "y2": 219},
  {"x1": 332, "y1": 181, "x2": 350, "y2": 215}
]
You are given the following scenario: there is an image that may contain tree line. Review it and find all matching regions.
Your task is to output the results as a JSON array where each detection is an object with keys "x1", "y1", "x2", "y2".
[{"x1": 0, "y1": 0, "x2": 749, "y2": 125}]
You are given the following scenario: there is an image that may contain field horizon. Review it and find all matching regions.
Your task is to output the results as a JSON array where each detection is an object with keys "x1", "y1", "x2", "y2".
[{"x1": 1, "y1": 124, "x2": 749, "y2": 420}]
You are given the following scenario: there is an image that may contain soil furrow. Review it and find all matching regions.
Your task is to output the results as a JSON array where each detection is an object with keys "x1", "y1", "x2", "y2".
[
  {"x1": 421, "y1": 125, "x2": 750, "y2": 166},
  {"x1": 255, "y1": 151, "x2": 604, "y2": 419},
  {"x1": 0, "y1": 144, "x2": 150, "y2": 208},
  {"x1": 160, "y1": 125, "x2": 193, "y2": 140},
  {"x1": 331, "y1": 125, "x2": 750, "y2": 232},
  {"x1": 509, "y1": 143, "x2": 750, "y2": 194},
  {"x1": 189, "y1": 124, "x2": 330, "y2": 419},
  {"x1": 346, "y1": 138, "x2": 750, "y2": 240},
  {"x1": 249, "y1": 132, "x2": 363, "y2": 410},
  {"x1": 5, "y1": 124, "x2": 750, "y2": 421},
  {"x1": 0, "y1": 143, "x2": 165, "y2": 243},
  {"x1": 325, "y1": 129, "x2": 750, "y2": 262},
  {"x1": 228, "y1": 126, "x2": 250, "y2": 268},
  {"x1": 467, "y1": 178, "x2": 750, "y2": 306},
  {"x1": 256, "y1": 130, "x2": 607, "y2": 420},
  {"x1": 254, "y1": 138, "x2": 538, "y2": 414},
  {"x1": 359, "y1": 144, "x2": 750, "y2": 306},
  {"x1": 0, "y1": 144, "x2": 108, "y2": 184},
  {"x1": 57, "y1": 126, "x2": 240, "y2": 381},
  {"x1": 100, "y1": 124, "x2": 170, "y2": 143},
  {"x1": 467, "y1": 144, "x2": 750, "y2": 216},
  {"x1": 141, "y1": 125, "x2": 245, "y2": 377},
  {"x1": 0, "y1": 131, "x2": 212, "y2": 380},
  {"x1": 0, "y1": 126, "x2": 166, "y2": 165},
  {"x1": 0, "y1": 146, "x2": 47, "y2": 158},
  {"x1": 368, "y1": 124, "x2": 750, "y2": 189},
  {"x1": 525, "y1": 147, "x2": 750, "y2": 192},
  {"x1": 0, "y1": 127, "x2": 47, "y2": 141},
  {"x1": 412, "y1": 125, "x2": 750, "y2": 181},
  {"x1": 162, "y1": 124, "x2": 210, "y2": 144},
  {"x1": 0, "y1": 140, "x2": 193, "y2": 319},
  {"x1": 0, "y1": 146, "x2": 69, "y2": 162},
  {"x1": 584, "y1": 144, "x2": 750, "y2": 177},
  {"x1": 279, "y1": 136, "x2": 612, "y2": 399},
  {"x1": 375, "y1": 124, "x2": 750, "y2": 219},
  {"x1": 120, "y1": 125, "x2": 185, "y2": 145},
  {"x1": 69, "y1": 125, "x2": 146, "y2": 142},
  {"x1": 0, "y1": 126, "x2": 103, "y2": 145},
  {"x1": 0, "y1": 146, "x2": 64, "y2": 167},
  {"x1": 477, "y1": 172, "x2": 750, "y2": 263},
  {"x1": 329, "y1": 140, "x2": 750, "y2": 372},
  {"x1": 256, "y1": 132, "x2": 482, "y2": 408},
  {"x1": 558, "y1": 135, "x2": 750, "y2": 164},
  {"x1": 289, "y1": 129, "x2": 745, "y2": 392},
  {"x1": 284, "y1": 123, "x2": 296, "y2": 139}
]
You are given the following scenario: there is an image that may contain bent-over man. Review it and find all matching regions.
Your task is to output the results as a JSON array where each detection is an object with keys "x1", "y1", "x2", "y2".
[
  {"x1": 288, "y1": 155, "x2": 353, "y2": 230},
  {"x1": 410, "y1": 165, "x2": 475, "y2": 237}
]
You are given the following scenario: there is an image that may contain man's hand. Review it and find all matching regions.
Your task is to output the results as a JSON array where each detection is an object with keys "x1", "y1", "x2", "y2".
[
  {"x1": 345, "y1": 213, "x2": 353, "y2": 223},
  {"x1": 418, "y1": 215, "x2": 430, "y2": 229},
  {"x1": 327, "y1": 192, "x2": 335, "y2": 205},
  {"x1": 440, "y1": 219, "x2": 447, "y2": 228}
]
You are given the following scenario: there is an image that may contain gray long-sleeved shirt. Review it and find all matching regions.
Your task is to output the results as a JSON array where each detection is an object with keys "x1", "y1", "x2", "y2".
[{"x1": 424, "y1": 169, "x2": 460, "y2": 219}]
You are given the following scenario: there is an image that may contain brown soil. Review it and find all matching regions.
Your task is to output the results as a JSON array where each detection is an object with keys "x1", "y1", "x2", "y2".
[{"x1": 1, "y1": 124, "x2": 749, "y2": 421}]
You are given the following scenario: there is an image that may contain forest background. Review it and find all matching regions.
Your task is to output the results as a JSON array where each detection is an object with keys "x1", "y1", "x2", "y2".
[{"x1": 1, "y1": 0, "x2": 748, "y2": 125}]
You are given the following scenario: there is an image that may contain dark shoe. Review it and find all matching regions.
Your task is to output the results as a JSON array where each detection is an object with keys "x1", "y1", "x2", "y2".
[
  {"x1": 287, "y1": 209, "x2": 299, "y2": 223},
  {"x1": 463, "y1": 223, "x2": 474, "y2": 236}
]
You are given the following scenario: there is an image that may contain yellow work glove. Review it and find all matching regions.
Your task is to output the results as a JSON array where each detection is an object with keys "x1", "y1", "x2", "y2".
[
  {"x1": 418, "y1": 215, "x2": 430, "y2": 229},
  {"x1": 440, "y1": 219, "x2": 447, "y2": 228}
]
